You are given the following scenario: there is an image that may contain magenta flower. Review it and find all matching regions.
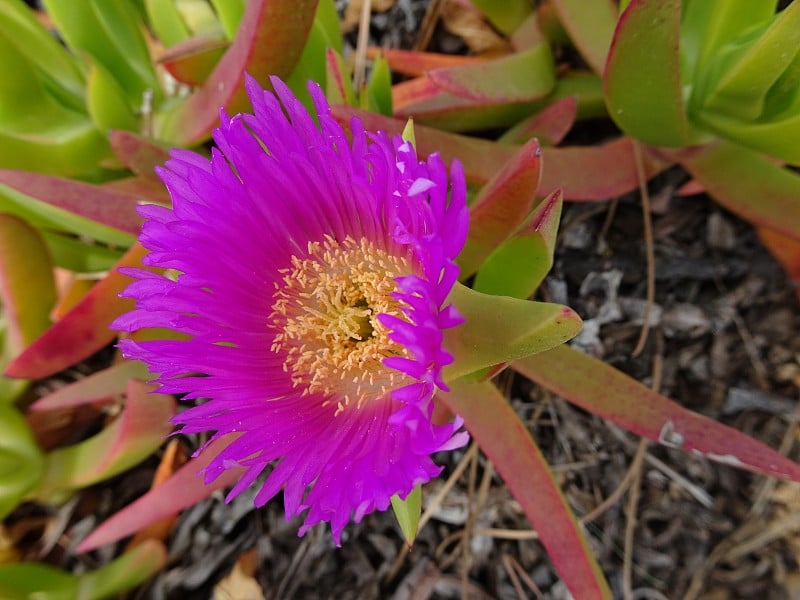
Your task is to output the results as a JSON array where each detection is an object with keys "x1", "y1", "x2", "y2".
[{"x1": 112, "y1": 76, "x2": 469, "y2": 543}]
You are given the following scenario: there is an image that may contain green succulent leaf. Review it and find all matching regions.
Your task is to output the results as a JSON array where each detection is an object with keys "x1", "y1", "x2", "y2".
[
  {"x1": 325, "y1": 49, "x2": 357, "y2": 106},
  {"x1": 5, "y1": 243, "x2": 145, "y2": 380},
  {"x1": 0, "y1": 214, "x2": 56, "y2": 402},
  {"x1": 0, "y1": 562, "x2": 74, "y2": 600},
  {"x1": 551, "y1": 72, "x2": 607, "y2": 120},
  {"x1": 442, "y1": 380, "x2": 612, "y2": 599},
  {"x1": 86, "y1": 60, "x2": 140, "y2": 132},
  {"x1": 468, "y1": 0, "x2": 532, "y2": 35},
  {"x1": 108, "y1": 130, "x2": 171, "y2": 181},
  {"x1": 0, "y1": 32, "x2": 109, "y2": 177},
  {"x1": 157, "y1": 0, "x2": 319, "y2": 145},
  {"x1": 682, "y1": 0, "x2": 778, "y2": 92},
  {"x1": 390, "y1": 485, "x2": 421, "y2": 547},
  {"x1": 42, "y1": 0, "x2": 160, "y2": 107},
  {"x1": 761, "y1": 46, "x2": 800, "y2": 118},
  {"x1": 0, "y1": 404, "x2": 45, "y2": 519},
  {"x1": 0, "y1": 0, "x2": 86, "y2": 112},
  {"x1": 31, "y1": 360, "x2": 150, "y2": 411},
  {"x1": 515, "y1": 345, "x2": 800, "y2": 482},
  {"x1": 604, "y1": 0, "x2": 698, "y2": 146},
  {"x1": 364, "y1": 53, "x2": 393, "y2": 116},
  {"x1": 330, "y1": 108, "x2": 671, "y2": 199},
  {"x1": 284, "y1": 0, "x2": 343, "y2": 111},
  {"x1": 548, "y1": 0, "x2": 618, "y2": 75},
  {"x1": 78, "y1": 434, "x2": 244, "y2": 552},
  {"x1": 539, "y1": 137, "x2": 671, "y2": 201},
  {"x1": 499, "y1": 97, "x2": 577, "y2": 146},
  {"x1": 696, "y1": 102, "x2": 800, "y2": 165},
  {"x1": 0, "y1": 125, "x2": 111, "y2": 179},
  {"x1": 428, "y1": 43, "x2": 556, "y2": 105},
  {"x1": 31, "y1": 380, "x2": 174, "y2": 501},
  {"x1": 174, "y1": 0, "x2": 221, "y2": 37},
  {"x1": 0, "y1": 171, "x2": 141, "y2": 244},
  {"x1": 675, "y1": 140, "x2": 800, "y2": 240},
  {"x1": 700, "y1": 1, "x2": 799, "y2": 121},
  {"x1": 144, "y1": 0, "x2": 191, "y2": 47},
  {"x1": 444, "y1": 282, "x2": 582, "y2": 381},
  {"x1": 39, "y1": 231, "x2": 125, "y2": 273},
  {"x1": 0, "y1": 540, "x2": 166, "y2": 600},
  {"x1": 459, "y1": 139, "x2": 542, "y2": 278},
  {"x1": 210, "y1": 0, "x2": 246, "y2": 40},
  {"x1": 473, "y1": 189, "x2": 563, "y2": 299}
]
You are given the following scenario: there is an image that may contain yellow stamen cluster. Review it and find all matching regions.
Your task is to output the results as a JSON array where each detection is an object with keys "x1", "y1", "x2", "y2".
[{"x1": 270, "y1": 235, "x2": 411, "y2": 413}]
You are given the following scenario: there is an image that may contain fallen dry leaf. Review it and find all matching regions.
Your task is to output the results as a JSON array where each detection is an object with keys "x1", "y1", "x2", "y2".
[
  {"x1": 441, "y1": 0, "x2": 512, "y2": 55},
  {"x1": 213, "y1": 549, "x2": 264, "y2": 600}
]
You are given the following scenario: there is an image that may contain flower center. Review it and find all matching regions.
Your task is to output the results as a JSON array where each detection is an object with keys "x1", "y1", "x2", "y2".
[{"x1": 270, "y1": 235, "x2": 411, "y2": 413}]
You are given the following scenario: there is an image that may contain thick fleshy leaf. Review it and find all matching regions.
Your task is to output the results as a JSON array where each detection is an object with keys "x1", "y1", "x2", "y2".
[
  {"x1": 390, "y1": 485, "x2": 421, "y2": 547},
  {"x1": 367, "y1": 47, "x2": 482, "y2": 77},
  {"x1": 86, "y1": 59, "x2": 139, "y2": 132},
  {"x1": 548, "y1": 0, "x2": 617, "y2": 74},
  {"x1": 514, "y1": 346, "x2": 800, "y2": 481},
  {"x1": 392, "y1": 76, "x2": 543, "y2": 133},
  {"x1": 332, "y1": 108, "x2": 668, "y2": 198},
  {"x1": 158, "y1": 36, "x2": 229, "y2": 86},
  {"x1": 0, "y1": 82, "x2": 109, "y2": 179},
  {"x1": 325, "y1": 49, "x2": 356, "y2": 106},
  {"x1": 0, "y1": 169, "x2": 143, "y2": 238},
  {"x1": 144, "y1": 0, "x2": 191, "y2": 47},
  {"x1": 31, "y1": 379, "x2": 174, "y2": 500},
  {"x1": 674, "y1": 141, "x2": 800, "y2": 241},
  {"x1": 331, "y1": 105, "x2": 516, "y2": 184},
  {"x1": 51, "y1": 274, "x2": 95, "y2": 320},
  {"x1": 42, "y1": 0, "x2": 159, "y2": 106},
  {"x1": 696, "y1": 106, "x2": 800, "y2": 165},
  {"x1": 210, "y1": 0, "x2": 246, "y2": 40},
  {"x1": 0, "y1": 539, "x2": 166, "y2": 600},
  {"x1": 39, "y1": 230, "x2": 125, "y2": 273},
  {"x1": 282, "y1": 0, "x2": 342, "y2": 112},
  {"x1": 473, "y1": 189, "x2": 563, "y2": 298},
  {"x1": 157, "y1": 0, "x2": 319, "y2": 145},
  {"x1": 0, "y1": 404, "x2": 45, "y2": 520},
  {"x1": 30, "y1": 360, "x2": 150, "y2": 412},
  {"x1": 444, "y1": 283, "x2": 582, "y2": 381},
  {"x1": 427, "y1": 44, "x2": 555, "y2": 104},
  {"x1": 539, "y1": 137, "x2": 671, "y2": 200},
  {"x1": 681, "y1": 0, "x2": 778, "y2": 88},
  {"x1": 72, "y1": 539, "x2": 166, "y2": 599},
  {"x1": 392, "y1": 74, "x2": 446, "y2": 111},
  {"x1": 549, "y1": 71, "x2": 607, "y2": 119},
  {"x1": 604, "y1": 0, "x2": 696, "y2": 146},
  {"x1": 363, "y1": 53, "x2": 393, "y2": 116},
  {"x1": 101, "y1": 176, "x2": 171, "y2": 204},
  {"x1": 0, "y1": 0, "x2": 85, "y2": 111},
  {"x1": 459, "y1": 139, "x2": 542, "y2": 277},
  {"x1": 0, "y1": 214, "x2": 56, "y2": 401},
  {"x1": 78, "y1": 434, "x2": 244, "y2": 552},
  {"x1": 444, "y1": 380, "x2": 612, "y2": 599},
  {"x1": 0, "y1": 129, "x2": 109, "y2": 180},
  {"x1": 758, "y1": 226, "x2": 800, "y2": 300},
  {"x1": 468, "y1": 0, "x2": 532, "y2": 35},
  {"x1": 108, "y1": 131, "x2": 171, "y2": 182},
  {"x1": 5, "y1": 243, "x2": 147, "y2": 379},
  {"x1": 499, "y1": 96, "x2": 577, "y2": 145},
  {"x1": 701, "y1": 1, "x2": 800, "y2": 121}
]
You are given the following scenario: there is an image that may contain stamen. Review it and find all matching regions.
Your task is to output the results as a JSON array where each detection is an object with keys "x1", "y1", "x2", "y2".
[{"x1": 270, "y1": 235, "x2": 411, "y2": 410}]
